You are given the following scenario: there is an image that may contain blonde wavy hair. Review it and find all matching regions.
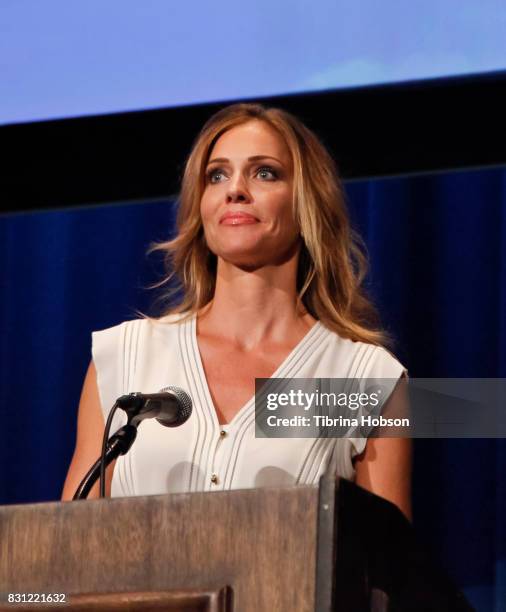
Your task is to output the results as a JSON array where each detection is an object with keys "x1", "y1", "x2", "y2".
[{"x1": 151, "y1": 103, "x2": 388, "y2": 346}]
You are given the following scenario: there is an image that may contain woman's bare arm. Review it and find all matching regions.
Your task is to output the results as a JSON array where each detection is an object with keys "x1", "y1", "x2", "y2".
[
  {"x1": 61, "y1": 361, "x2": 115, "y2": 500},
  {"x1": 354, "y1": 376, "x2": 412, "y2": 520}
]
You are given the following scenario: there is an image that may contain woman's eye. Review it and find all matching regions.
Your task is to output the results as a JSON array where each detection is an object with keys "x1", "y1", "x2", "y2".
[
  {"x1": 207, "y1": 166, "x2": 277, "y2": 183},
  {"x1": 207, "y1": 168, "x2": 226, "y2": 183},
  {"x1": 256, "y1": 166, "x2": 277, "y2": 180}
]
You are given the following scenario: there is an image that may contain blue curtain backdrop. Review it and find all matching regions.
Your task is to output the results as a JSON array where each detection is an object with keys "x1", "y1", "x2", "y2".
[{"x1": 0, "y1": 166, "x2": 505, "y2": 610}]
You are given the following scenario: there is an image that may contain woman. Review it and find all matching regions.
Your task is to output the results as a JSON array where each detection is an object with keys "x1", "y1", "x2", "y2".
[{"x1": 62, "y1": 103, "x2": 411, "y2": 519}]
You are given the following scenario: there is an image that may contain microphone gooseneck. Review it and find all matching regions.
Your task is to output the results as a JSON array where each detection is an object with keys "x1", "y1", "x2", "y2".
[{"x1": 73, "y1": 387, "x2": 193, "y2": 500}]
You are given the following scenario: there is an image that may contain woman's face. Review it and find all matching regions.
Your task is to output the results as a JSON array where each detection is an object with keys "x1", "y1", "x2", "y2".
[{"x1": 200, "y1": 120, "x2": 299, "y2": 269}]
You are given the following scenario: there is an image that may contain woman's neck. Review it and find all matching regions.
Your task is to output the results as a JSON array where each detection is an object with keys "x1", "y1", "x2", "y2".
[{"x1": 197, "y1": 257, "x2": 315, "y2": 350}]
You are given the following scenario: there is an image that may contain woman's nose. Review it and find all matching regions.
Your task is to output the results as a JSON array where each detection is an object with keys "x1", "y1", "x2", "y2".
[{"x1": 226, "y1": 174, "x2": 251, "y2": 203}]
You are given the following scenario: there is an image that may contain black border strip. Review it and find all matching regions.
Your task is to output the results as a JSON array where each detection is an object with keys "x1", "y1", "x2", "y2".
[{"x1": 2, "y1": 71, "x2": 506, "y2": 214}]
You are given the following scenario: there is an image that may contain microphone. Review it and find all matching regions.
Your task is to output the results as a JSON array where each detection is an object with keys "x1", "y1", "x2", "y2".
[
  {"x1": 116, "y1": 386, "x2": 193, "y2": 428},
  {"x1": 74, "y1": 387, "x2": 193, "y2": 500}
]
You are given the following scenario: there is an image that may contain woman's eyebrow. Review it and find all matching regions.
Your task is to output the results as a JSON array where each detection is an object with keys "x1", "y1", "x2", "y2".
[{"x1": 207, "y1": 155, "x2": 284, "y2": 165}]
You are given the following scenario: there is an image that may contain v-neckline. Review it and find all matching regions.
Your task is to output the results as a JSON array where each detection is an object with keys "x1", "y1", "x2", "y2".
[{"x1": 189, "y1": 312, "x2": 322, "y2": 428}]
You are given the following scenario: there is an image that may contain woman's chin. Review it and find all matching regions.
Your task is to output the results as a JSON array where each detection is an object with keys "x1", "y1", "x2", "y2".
[
  {"x1": 216, "y1": 242, "x2": 300, "y2": 271},
  {"x1": 219, "y1": 249, "x2": 270, "y2": 271}
]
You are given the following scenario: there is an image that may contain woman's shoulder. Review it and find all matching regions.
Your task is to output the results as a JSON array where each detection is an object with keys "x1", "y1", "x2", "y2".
[
  {"x1": 92, "y1": 311, "x2": 189, "y2": 334},
  {"x1": 91, "y1": 312, "x2": 191, "y2": 355},
  {"x1": 320, "y1": 325, "x2": 406, "y2": 379}
]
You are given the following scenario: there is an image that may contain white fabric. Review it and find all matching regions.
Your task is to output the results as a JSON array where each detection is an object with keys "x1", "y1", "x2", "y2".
[{"x1": 91, "y1": 313, "x2": 405, "y2": 498}]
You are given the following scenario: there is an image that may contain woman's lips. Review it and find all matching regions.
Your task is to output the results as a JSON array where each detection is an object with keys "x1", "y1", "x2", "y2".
[{"x1": 219, "y1": 212, "x2": 260, "y2": 225}]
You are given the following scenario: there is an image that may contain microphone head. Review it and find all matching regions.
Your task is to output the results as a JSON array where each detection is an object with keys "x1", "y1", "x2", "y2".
[{"x1": 157, "y1": 386, "x2": 193, "y2": 427}]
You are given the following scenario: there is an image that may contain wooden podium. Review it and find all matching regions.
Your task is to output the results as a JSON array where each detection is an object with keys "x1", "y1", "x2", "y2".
[{"x1": 0, "y1": 477, "x2": 471, "y2": 612}]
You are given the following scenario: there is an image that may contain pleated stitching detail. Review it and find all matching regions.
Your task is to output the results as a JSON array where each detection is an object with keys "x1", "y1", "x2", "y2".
[{"x1": 224, "y1": 323, "x2": 329, "y2": 488}]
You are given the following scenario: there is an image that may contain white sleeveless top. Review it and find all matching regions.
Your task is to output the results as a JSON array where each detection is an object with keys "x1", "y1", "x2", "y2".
[{"x1": 92, "y1": 314, "x2": 405, "y2": 497}]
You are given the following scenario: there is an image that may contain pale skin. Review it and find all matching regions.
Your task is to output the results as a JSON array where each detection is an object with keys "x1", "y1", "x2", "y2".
[{"x1": 62, "y1": 120, "x2": 412, "y2": 520}]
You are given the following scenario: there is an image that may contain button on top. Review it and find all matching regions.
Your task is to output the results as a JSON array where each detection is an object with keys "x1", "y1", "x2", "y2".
[
  {"x1": 210, "y1": 474, "x2": 219, "y2": 484},
  {"x1": 220, "y1": 430, "x2": 227, "y2": 438}
]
